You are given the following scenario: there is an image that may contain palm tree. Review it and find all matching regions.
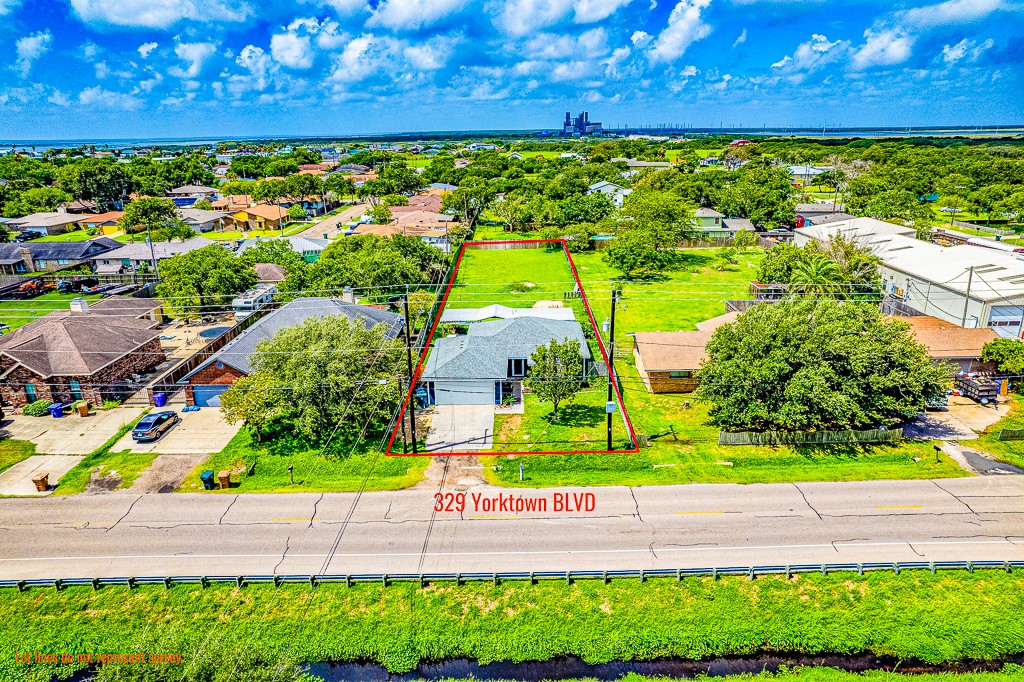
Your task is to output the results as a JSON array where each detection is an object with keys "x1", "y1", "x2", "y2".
[{"x1": 791, "y1": 257, "x2": 842, "y2": 298}]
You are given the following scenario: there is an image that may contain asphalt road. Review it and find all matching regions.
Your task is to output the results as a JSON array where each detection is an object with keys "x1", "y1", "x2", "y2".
[{"x1": 0, "y1": 477, "x2": 1022, "y2": 579}]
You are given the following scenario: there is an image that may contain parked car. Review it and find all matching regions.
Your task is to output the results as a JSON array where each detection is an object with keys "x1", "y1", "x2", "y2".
[{"x1": 131, "y1": 411, "x2": 180, "y2": 442}]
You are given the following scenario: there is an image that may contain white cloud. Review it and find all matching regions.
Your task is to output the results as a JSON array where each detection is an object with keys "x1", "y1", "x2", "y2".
[
  {"x1": 0, "y1": 0, "x2": 23, "y2": 15},
  {"x1": 271, "y1": 32, "x2": 314, "y2": 69},
  {"x1": 168, "y1": 42, "x2": 217, "y2": 79},
  {"x1": 492, "y1": 0, "x2": 573, "y2": 36},
  {"x1": 712, "y1": 72, "x2": 732, "y2": 90},
  {"x1": 573, "y1": 0, "x2": 633, "y2": 22},
  {"x1": 523, "y1": 27, "x2": 608, "y2": 59},
  {"x1": 138, "y1": 42, "x2": 159, "y2": 58},
  {"x1": 647, "y1": 0, "x2": 712, "y2": 64},
  {"x1": 329, "y1": 34, "x2": 403, "y2": 84},
  {"x1": 851, "y1": 27, "x2": 914, "y2": 69},
  {"x1": 48, "y1": 90, "x2": 71, "y2": 106},
  {"x1": 404, "y1": 43, "x2": 450, "y2": 70},
  {"x1": 631, "y1": 30, "x2": 652, "y2": 47},
  {"x1": 904, "y1": 0, "x2": 1002, "y2": 27},
  {"x1": 134, "y1": 72, "x2": 164, "y2": 93},
  {"x1": 732, "y1": 27, "x2": 746, "y2": 47},
  {"x1": 771, "y1": 33, "x2": 847, "y2": 72},
  {"x1": 940, "y1": 36, "x2": 993, "y2": 64},
  {"x1": 368, "y1": 0, "x2": 469, "y2": 29},
  {"x1": 70, "y1": 0, "x2": 252, "y2": 28},
  {"x1": 15, "y1": 30, "x2": 52, "y2": 78},
  {"x1": 78, "y1": 86, "x2": 143, "y2": 110},
  {"x1": 234, "y1": 44, "x2": 275, "y2": 91}
]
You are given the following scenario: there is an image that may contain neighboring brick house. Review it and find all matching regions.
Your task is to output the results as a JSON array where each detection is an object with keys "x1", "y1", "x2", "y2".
[
  {"x1": 0, "y1": 238, "x2": 122, "y2": 274},
  {"x1": 633, "y1": 312, "x2": 739, "y2": 394},
  {"x1": 180, "y1": 297, "x2": 404, "y2": 406},
  {"x1": 0, "y1": 296, "x2": 165, "y2": 408}
]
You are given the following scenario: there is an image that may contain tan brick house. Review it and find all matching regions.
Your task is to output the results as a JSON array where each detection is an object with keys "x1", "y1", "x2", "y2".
[{"x1": 0, "y1": 297, "x2": 165, "y2": 408}]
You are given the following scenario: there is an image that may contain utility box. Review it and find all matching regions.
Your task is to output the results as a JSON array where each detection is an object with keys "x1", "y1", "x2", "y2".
[
  {"x1": 32, "y1": 473, "x2": 48, "y2": 492},
  {"x1": 217, "y1": 470, "x2": 231, "y2": 490}
]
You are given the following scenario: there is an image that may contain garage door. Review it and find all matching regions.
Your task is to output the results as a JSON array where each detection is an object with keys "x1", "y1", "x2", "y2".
[{"x1": 192, "y1": 385, "x2": 229, "y2": 407}]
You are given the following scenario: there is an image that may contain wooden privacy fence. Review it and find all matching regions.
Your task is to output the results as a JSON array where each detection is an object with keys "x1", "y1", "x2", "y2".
[
  {"x1": 998, "y1": 429, "x2": 1024, "y2": 441},
  {"x1": 718, "y1": 428, "x2": 903, "y2": 446}
]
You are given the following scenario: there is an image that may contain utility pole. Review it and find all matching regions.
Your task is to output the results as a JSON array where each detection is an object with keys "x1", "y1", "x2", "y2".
[
  {"x1": 960, "y1": 267, "x2": 974, "y2": 327},
  {"x1": 606, "y1": 288, "x2": 619, "y2": 451},
  {"x1": 397, "y1": 376, "x2": 408, "y2": 454},
  {"x1": 146, "y1": 221, "x2": 160, "y2": 279},
  {"x1": 403, "y1": 291, "x2": 418, "y2": 453}
]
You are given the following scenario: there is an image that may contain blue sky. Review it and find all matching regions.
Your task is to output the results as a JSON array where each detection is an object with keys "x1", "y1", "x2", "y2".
[{"x1": 0, "y1": 0, "x2": 1022, "y2": 139}]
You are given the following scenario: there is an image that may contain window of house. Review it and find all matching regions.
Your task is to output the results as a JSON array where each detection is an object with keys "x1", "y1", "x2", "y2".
[
  {"x1": 25, "y1": 384, "x2": 37, "y2": 402},
  {"x1": 507, "y1": 358, "x2": 527, "y2": 378},
  {"x1": 669, "y1": 370, "x2": 692, "y2": 378}
]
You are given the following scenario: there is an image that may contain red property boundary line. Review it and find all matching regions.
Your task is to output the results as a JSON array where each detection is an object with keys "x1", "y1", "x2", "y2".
[{"x1": 386, "y1": 239, "x2": 640, "y2": 457}]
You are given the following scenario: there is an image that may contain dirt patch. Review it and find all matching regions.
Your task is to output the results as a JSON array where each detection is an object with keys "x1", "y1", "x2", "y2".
[
  {"x1": 497, "y1": 415, "x2": 522, "y2": 442},
  {"x1": 86, "y1": 469, "x2": 122, "y2": 493},
  {"x1": 128, "y1": 453, "x2": 208, "y2": 493},
  {"x1": 533, "y1": 300, "x2": 564, "y2": 308}
]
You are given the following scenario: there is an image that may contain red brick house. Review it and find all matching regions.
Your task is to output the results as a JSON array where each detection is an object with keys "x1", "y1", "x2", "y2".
[{"x1": 0, "y1": 297, "x2": 165, "y2": 408}]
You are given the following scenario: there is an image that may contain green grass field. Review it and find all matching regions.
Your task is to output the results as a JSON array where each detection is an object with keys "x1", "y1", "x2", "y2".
[
  {"x1": 28, "y1": 230, "x2": 109, "y2": 243},
  {"x1": 50, "y1": 411, "x2": 152, "y2": 496},
  {"x1": 445, "y1": 245, "x2": 581, "y2": 310},
  {"x1": 3, "y1": 570, "x2": 1022, "y2": 680},
  {"x1": 493, "y1": 386, "x2": 632, "y2": 453},
  {"x1": 483, "y1": 361, "x2": 965, "y2": 486},
  {"x1": 0, "y1": 291, "x2": 104, "y2": 331},
  {"x1": 177, "y1": 428, "x2": 429, "y2": 493},
  {"x1": 572, "y1": 247, "x2": 763, "y2": 334},
  {"x1": 0, "y1": 438, "x2": 35, "y2": 476},
  {"x1": 970, "y1": 395, "x2": 1023, "y2": 469}
]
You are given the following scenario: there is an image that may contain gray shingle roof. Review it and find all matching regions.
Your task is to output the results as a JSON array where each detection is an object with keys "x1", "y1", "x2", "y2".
[
  {"x1": 183, "y1": 297, "x2": 404, "y2": 379},
  {"x1": 0, "y1": 238, "x2": 121, "y2": 261},
  {"x1": 422, "y1": 317, "x2": 591, "y2": 380}
]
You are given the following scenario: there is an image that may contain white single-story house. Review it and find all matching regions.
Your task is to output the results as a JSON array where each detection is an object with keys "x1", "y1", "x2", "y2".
[{"x1": 587, "y1": 180, "x2": 632, "y2": 208}]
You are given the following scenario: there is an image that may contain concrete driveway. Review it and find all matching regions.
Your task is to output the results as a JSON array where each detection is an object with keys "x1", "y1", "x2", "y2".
[
  {"x1": 296, "y1": 204, "x2": 367, "y2": 239},
  {"x1": 425, "y1": 405, "x2": 495, "y2": 452},
  {"x1": 1, "y1": 407, "x2": 147, "y2": 455},
  {"x1": 903, "y1": 396, "x2": 1010, "y2": 441},
  {"x1": 112, "y1": 407, "x2": 241, "y2": 455},
  {"x1": 0, "y1": 455, "x2": 83, "y2": 496}
]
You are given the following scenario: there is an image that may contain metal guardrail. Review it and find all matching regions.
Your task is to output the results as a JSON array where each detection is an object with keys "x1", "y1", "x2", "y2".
[{"x1": 2, "y1": 561, "x2": 1019, "y2": 592}]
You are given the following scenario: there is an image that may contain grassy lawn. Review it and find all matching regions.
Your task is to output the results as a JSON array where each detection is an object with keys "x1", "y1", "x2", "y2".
[
  {"x1": 572, "y1": 247, "x2": 763, "y2": 334},
  {"x1": 0, "y1": 291, "x2": 104, "y2": 331},
  {"x1": 969, "y1": 395, "x2": 1024, "y2": 469},
  {"x1": 472, "y1": 224, "x2": 545, "y2": 241},
  {"x1": 200, "y1": 228, "x2": 293, "y2": 241},
  {"x1": 177, "y1": 428, "x2": 428, "y2": 493},
  {"x1": 445, "y1": 245, "x2": 582, "y2": 311},
  {"x1": 483, "y1": 361, "x2": 964, "y2": 486},
  {"x1": 51, "y1": 411, "x2": 152, "y2": 496},
  {"x1": 0, "y1": 438, "x2": 36, "y2": 475},
  {"x1": 28, "y1": 230, "x2": 105, "y2": 243},
  {"x1": 492, "y1": 387, "x2": 633, "y2": 453},
  {"x1": 2, "y1": 570, "x2": 1022, "y2": 680}
]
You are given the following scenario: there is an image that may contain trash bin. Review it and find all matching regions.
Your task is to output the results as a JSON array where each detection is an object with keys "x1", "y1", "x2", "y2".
[
  {"x1": 47, "y1": 403, "x2": 64, "y2": 418},
  {"x1": 200, "y1": 470, "x2": 216, "y2": 491},
  {"x1": 76, "y1": 403, "x2": 89, "y2": 417},
  {"x1": 32, "y1": 473, "x2": 48, "y2": 492},
  {"x1": 217, "y1": 470, "x2": 231, "y2": 490},
  {"x1": 153, "y1": 392, "x2": 167, "y2": 408}
]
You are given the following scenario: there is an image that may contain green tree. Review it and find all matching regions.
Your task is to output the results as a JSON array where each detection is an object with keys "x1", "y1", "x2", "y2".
[
  {"x1": 287, "y1": 205, "x2": 308, "y2": 222},
  {"x1": 382, "y1": 193, "x2": 409, "y2": 207},
  {"x1": 324, "y1": 174, "x2": 355, "y2": 200},
  {"x1": 982, "y1": 338, "x2": 1024, "y2": 374},
  {"x1": 791, "y1": 257, "x2": 842, "y2": 297},
  {"x1": 2, "y1": 187, "x2": 72, "y2": 217},
  {"x1": 602, "y1": 229, "x2": 663, "y2": 279},
  {"x1": 369, "y1": 204, "x2": 393, "y2": 225},
  {"x1": 156, "y1": 246, "x2": 256, "y2": 317},
  {"x1": 756, "y1": 242, "x2": 804, "y2": 284},
  {"x1": 713, "y1": 246, "x2": 739, "y2": 271},
  {"x1": 55, "y1": 159, "x2": 133, "y2": 210},
  {"x1": 117, "y1": 197, "x2": 181, "y2": 235},
  {"x1": 192, "y1": 198, "x2": 214, "y2": 211},
  {"x1": 620, "y1": 188, "x2": 697, "y2": 247},
  {"x1": 406, "y1": 289, "x2": 437, "y2": 330},
  {"x1": 300, "y1": 234, "x2": 427, "y2": 293},
  {"x1": 220, "y1": 315, "x2": 405, "y2": 442},
  {"x1": 492, "y1": 193, "x2": 530, "y2": 231},
  {"x1": 239, "y1": 239, "x2": 306, "y2": 291},
  {"x1": 717, "y1": 165, "x2": 795, "y2": 229},
  {"x1": 524, "y1": 337, "x2": 586, "y2": 421},
  {"x1": 695, "y1": 300, "x2": 951, "y2": 431}
]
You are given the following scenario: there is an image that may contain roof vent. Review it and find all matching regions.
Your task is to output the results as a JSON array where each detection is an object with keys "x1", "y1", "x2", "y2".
[{"x1": 70, "y1": 297, "x2": 89, "y2": 314}]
